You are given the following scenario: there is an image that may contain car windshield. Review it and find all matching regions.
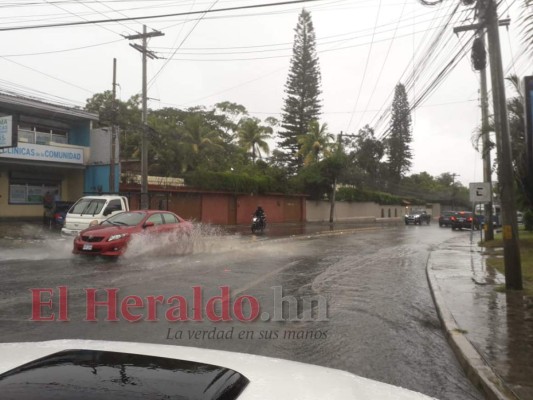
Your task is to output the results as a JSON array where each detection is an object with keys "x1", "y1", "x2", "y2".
[
  {"x1": 102, "y1": 212, "x2": 145, "y2": 226},
  {"x1": 70, "y1": 199, "x2": 106, "y2": 216}
]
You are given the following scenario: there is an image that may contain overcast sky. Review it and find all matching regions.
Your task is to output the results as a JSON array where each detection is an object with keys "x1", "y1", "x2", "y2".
[{"x1": 0, "y1": 0, "x2": 529, "y2": 187}]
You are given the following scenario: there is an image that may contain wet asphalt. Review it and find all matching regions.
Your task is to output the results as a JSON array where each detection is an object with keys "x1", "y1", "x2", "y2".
[{"x1": 0, "y1": 221, "x2": 484, "y2": 400}]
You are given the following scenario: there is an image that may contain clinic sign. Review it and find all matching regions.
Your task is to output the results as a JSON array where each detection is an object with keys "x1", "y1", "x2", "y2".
[
  {"x1": 0, "y1": 142, "x2": 84, "y2": 164},
  {"x1": 0, "y1": 115, "x2": 17, "y2": 149}
]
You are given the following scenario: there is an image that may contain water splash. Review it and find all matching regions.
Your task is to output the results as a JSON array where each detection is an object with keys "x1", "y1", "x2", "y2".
[
  {"x1": 0, "y1": 224, "x2": 73, "y2": 261},
  {"x1": 122, "y1": 223, "x2": 245, "y2": 259}
]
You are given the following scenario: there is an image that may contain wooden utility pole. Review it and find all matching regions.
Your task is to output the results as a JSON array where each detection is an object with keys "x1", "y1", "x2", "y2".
[
  {"x1": 479, "y1": 34, "x2": 494, "y2": 241},
  {"x1": 483, "y1": 0, "x2": 522, "y2": 289},
  {"x1": 110, "y1": 58, "x2": 117, "y2": 194},
  {"x1": 453, "y1": 1, "x2": 521, "y2": 289},
  {"x1": 125, "y1": 25, "x2": 164, "y2": 209}
]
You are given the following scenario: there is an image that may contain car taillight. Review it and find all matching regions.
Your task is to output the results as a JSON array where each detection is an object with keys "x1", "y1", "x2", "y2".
[
  {"x1": 450, "y1": 216, "x2": 456, "y2": 221},
  {"x1": 467, "y1": 217, "x2": 472, "y2": 222}
]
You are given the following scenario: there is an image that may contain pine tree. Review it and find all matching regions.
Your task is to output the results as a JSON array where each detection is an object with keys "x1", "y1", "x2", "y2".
[
  {"x1": 279, "y1": 9, "x2": 322, "y2": 172},
  {"x1": 386, "y1": 83, "x2": 412, "y2": 182}
]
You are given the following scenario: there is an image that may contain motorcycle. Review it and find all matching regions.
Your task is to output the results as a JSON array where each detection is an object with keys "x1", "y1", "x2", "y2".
[{"x1": 251, "y1": 214, "x2": 266, "y2": 233}]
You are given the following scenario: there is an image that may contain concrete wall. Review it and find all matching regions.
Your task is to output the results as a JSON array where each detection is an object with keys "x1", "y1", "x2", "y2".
[
  {"x1": 119, "y1": 185, "x2": 305, "y2": 224},
  {"x1": 307, "y1": 200, "x2": 440, "y2": 222},
  {"x1": 236, "y1": 195, "x2": 286, "y2": 224},
  {"x1": 202, "y1": 194, "x2": 231, "y2": 224},
  {"x1": 306, "y1": 200, "x2": 405, "y2": 222},
  {"x1": 63, "y1": 170, "x2": 84, "y2": 202}
]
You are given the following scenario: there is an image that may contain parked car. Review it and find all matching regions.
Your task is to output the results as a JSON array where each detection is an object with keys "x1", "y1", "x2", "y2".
[
  {"x1": 62, "y1": 195, "x2": 129, "y2": 236},
  {"x1": 438, "y1": 211, "x2": 455, "y2": 227},
  {"x1": 51, "y1": 201, "x2": 74, "y2": 229},
  {"x1": 72, "y1": 210, "x2": 192, "y2": 257},
  {"x1": 405, "y1": 210, "x2": 431, "y2": 225},
  {"x1": 450, "y1": 211, "x2": 481, "y2": 230},
  {"x1": 477, "y1": 214, "x2": 500, "y2": 228}
]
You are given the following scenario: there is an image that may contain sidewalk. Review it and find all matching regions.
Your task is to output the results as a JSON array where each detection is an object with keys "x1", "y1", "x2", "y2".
[{"x1": 427, "y1": 235, "x2": 533, "y2": 400}]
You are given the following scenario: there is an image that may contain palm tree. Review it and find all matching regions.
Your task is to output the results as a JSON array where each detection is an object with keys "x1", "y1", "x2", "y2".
[
  {"x1": 519, "y1": 1, "x2": 533, "y2": 56},
  {"x1": 179, "y1": 114, "x2": 223, "y2": 169},
  {"x1": 237, "y1": 118, "x2": 272, "y2": 163},
  {"x1": 298, "y1": 120, "x2": 333, "y2": 166}
]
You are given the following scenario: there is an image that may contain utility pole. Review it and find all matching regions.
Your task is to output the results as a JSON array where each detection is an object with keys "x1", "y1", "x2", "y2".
[
  {"x1": 125, "y1": 25, "x2": 164, "y2": 209},
  {"x1": 453, "y1": 0, "x2": 521, "y2": 289},
  {"x1": 482, "y1": 0, "x2": 522, "y2": 289},
  {"x1": 450, "y1": 173, "x2": 459, "y2": 210},
  {"x1": 110, "y1": 58, "x2": 117, "y2": 194},
  {"x1": 329, "y1": 132, "x2": 343, "y2": 223},
  {"x1": 479, "y1": 35, "x2": 495, "y2": 240}
]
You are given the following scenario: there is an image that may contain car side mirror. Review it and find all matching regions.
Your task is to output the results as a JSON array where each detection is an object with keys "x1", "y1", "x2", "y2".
[
  {"x1": 103, "y1": 208, "x2": 112, "y2": 216},
  {"x1": 143, "y1": 221, "x2": 155, "y2": 228}
]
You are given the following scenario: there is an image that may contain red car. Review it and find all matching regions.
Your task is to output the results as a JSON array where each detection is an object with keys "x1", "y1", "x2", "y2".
[{"x1": 73, "y1": 210, "x2": 192, "y2": 257}]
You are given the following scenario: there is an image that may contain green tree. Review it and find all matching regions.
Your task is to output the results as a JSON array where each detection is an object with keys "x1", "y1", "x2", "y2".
[
  {"x1": 214, "y1": 101, "x2": 248, "y2": 138},
  {"x1": 298, "y1": 120, "x2": 332, "y2": 166},
  {"x1": 147, "y1": 107, "x2": 189, "y2": 176},
  {"x1": 279, "y1": 8, "x2": 322, "y2": 172},
  {"x1": 179, "y1": 114, "x2": 224, "y2": 170},
  {"x1": 386, "y1": 83, "x2": 413, "y2": 183},
  {"x1": 237, "y1": 118, "x2": 272, "y2": 163},
  {"x1": 351, "y1": 125, "x2": 385, "y2": 188},
  {"x1": 505, "y1": 75, "x2": 533, "y2": 208},
  {"x1": 519, "y1": 1, "x2": 533, "y2": 57},
  {"x1": 85, "y1": 91, "x2": 142, "y2": 160}
]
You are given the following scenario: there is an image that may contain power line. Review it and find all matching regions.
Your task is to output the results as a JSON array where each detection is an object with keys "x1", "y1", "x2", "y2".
[
  {"x1": 354, "y1": 0, "x2": 408, "y2": 132},
  {"x1": 0, "y1": 55, "x2": 94, "y2": 94},
  {"x1": 43, "y1": 0, "x2": 122, "y2": 36},
  {"x1": 0, "y1": 38, "x2": 123, "y2": 57},
  {"x1": 148, "y1": 0, "x2": 221, "y2": 88},
  {"x1": 345, "y1": 0, "x2": 382, "y2": 133},
  {"x1": 0, "y1": 0, "x2": 326, "y2": 31}
]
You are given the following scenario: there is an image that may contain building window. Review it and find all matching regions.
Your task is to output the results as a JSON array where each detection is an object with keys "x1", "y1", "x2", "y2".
[
  {"x1": 17, "y1": 124, "x2": 68, "y2": 145},
  {"x1": 9, "y1": 172, "x2": 60, "y2": 205}
]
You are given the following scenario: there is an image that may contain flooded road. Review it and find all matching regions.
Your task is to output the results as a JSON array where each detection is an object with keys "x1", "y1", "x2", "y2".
[{"x1": 0, "y1": 222, "x2": 483, "y2": 400}]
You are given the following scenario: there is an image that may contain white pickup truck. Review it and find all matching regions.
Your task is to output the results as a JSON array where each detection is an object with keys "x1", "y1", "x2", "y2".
[{"x1": 61, "y1": 195, "x2": 129, "y2": 236}]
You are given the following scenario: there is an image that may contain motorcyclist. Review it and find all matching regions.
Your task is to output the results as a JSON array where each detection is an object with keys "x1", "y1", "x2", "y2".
[{"x1": 253, "y1": 206, "x2": 266, "y2": 227}]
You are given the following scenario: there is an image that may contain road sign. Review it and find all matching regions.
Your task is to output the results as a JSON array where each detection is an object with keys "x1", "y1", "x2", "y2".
[{"x1": 469, "y1": 182, "x2": 492, "y2": 203}]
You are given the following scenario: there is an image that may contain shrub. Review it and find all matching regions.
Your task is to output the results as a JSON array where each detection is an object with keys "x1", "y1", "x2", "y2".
[
  {"x1": 184, "y1": 170, "x2": 274, "y2": 194},
  {"x1": 335, "y1": 187, "x2": 424, "y2": 205}
]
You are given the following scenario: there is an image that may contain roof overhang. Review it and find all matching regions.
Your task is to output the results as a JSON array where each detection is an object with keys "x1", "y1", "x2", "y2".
[
  {"x1": 0, "y1": 93, "x2": 98, "y2": 122},
  {"x1": 0, "y1": 158, "x2": 86, "y2": 170}
]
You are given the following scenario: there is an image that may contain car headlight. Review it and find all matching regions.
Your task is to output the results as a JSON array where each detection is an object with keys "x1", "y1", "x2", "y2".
[{"x1": 108, "y1": 233, "x2": 129, "y2": 242}]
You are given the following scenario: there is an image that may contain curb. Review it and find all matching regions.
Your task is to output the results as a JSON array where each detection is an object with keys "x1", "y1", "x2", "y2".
[{"x1": 426, "y1": 253, "x2": 519, "y2": 400}]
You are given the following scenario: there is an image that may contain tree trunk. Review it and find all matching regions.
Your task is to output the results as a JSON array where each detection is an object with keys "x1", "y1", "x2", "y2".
[{"x1": 329, "y1": 178, "x2": 336, "y2": 223}]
